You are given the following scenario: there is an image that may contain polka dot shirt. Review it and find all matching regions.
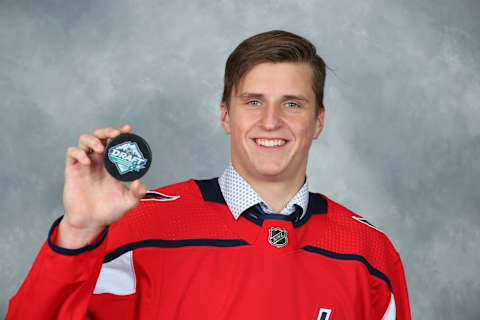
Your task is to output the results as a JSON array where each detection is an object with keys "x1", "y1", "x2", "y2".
[{"x1": 218, "y1": 163, "x2": 309, "y2": 220}]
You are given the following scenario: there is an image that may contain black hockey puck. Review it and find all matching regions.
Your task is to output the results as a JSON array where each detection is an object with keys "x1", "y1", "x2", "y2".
[{"x1": 103, "y1": 133, "x2": 152, "y2": 181}]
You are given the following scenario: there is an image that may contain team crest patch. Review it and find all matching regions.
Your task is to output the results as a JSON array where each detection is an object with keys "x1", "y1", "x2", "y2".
[
  {"x1": 141, "y1": 191, "x2": 180, "y2": 202},
  {"x1": 108, "y1": 141, "x2": 148, "y2": 175},
  {"x1": 268, "y1": 227, "x2": 288, "y2": 248}
]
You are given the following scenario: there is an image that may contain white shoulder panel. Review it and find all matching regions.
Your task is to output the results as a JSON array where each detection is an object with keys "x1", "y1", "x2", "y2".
[
  {"x1": 381, "y1": 293, "x2": 396, "y2": 320},
  {"x1": 93, "y1": 250, "x2": 136, "y2": 295}
]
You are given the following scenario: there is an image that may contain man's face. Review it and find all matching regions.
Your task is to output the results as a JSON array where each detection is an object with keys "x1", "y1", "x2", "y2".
[{"x1": 221, "y1": 62, "x2": 325, "y2": 183}]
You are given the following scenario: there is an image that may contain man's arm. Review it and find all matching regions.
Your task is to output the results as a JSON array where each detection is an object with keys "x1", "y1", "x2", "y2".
[
  {"x1": 6, "y1": 125, "x2": 146, "y2": 319},
  {"x1": 390, "y1": 256, "x2": 412, "y2": 320},
  {"x1": 6, "y1": 218, "x2": 108, "y2": 319}
]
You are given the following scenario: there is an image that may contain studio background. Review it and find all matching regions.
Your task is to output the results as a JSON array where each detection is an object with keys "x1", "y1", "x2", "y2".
[{"x1": 1, "y1": 0, "x2": 479, "y2": 318}]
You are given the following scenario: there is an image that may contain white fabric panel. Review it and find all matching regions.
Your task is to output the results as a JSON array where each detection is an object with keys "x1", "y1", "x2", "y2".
[
  {"x1": 93, "y1": 250, "x2": 136, "y2": 295},
  {"x1": 381, "y1": 293, "x2": 396, "y2": 320}
]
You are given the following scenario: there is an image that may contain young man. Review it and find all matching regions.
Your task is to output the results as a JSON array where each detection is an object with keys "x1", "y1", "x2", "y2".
[{"x1": 7, "y1": 30, "x2": 411, "y2": 319}]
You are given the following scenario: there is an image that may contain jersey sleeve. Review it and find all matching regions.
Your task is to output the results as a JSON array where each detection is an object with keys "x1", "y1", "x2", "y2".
[
  {"x1": 389, "y1": 255, "x2": 411, "y2": 320},
  {"x1": 5, "y1": 216, "x2": 109, "y2": 320}
]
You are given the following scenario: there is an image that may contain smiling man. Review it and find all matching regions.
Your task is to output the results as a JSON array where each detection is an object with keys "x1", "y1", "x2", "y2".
[
  {"x1": 7, "y1": 30, "x2": 411, "y2": 320},
  {"x1": 221, "y1": 62, "x2": 324, "y2": 214}
]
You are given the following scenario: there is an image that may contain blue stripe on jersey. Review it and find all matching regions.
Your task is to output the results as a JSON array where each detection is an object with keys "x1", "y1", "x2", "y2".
[
  {"x1": 302, "y1": 245, "x2": 393, "y2": 292},
  {"x1": 104, "y1": 238, "x2": 250, "y2": 263}
]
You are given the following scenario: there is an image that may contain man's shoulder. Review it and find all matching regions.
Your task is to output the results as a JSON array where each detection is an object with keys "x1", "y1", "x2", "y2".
[
  {"x1": 143, "y1": 177, "x2": 222, "y2": 202},
  {"x1": 108, "y1": 177, "x2": 232, "y2": 246},
  {"x1": 306, "y1": 193, "x2": 401, "y2": 264},
  {"x1": 142, "y1": 178, "x2": 199, "y2": 203},
  {"x1": 127, "y1": 177, "x2": 217, "y2": 219},
  {"x1": 322, "y1": 194, "x2": 384, "y2": 234}
]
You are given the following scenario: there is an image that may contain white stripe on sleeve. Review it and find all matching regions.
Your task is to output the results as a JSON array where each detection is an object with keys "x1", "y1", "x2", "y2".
[
  {"x1": 93, "y1": 250, "x2": 136, "y2": 295},
  {"x1": 381, "y1": 293, "x2": 396, "y2": 320}
]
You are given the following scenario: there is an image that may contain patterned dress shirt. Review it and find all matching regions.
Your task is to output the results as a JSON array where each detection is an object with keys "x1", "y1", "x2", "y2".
[{"x1": 218, "y1": 163, "x2": 309, "y2": 220}]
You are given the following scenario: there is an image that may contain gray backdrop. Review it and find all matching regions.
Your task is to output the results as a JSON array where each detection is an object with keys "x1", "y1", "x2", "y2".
[{"x1": 1, "y1": 0, "x2": 479, "y2": 318}]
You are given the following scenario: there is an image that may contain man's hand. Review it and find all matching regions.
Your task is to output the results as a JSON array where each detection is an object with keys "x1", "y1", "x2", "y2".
[{"x1": 58, "y1": 125, "x2": 147, "y2": 249}]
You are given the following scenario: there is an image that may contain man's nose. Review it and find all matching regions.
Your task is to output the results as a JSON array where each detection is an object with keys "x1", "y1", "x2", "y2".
[{"x1": 259, "y1": 103, "x2": 282, "y2": 130}]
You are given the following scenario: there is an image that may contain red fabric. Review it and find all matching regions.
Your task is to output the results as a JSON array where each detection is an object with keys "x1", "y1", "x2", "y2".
[{"x1": 6, "y1": 179, "x2": 411, "y2": 319}]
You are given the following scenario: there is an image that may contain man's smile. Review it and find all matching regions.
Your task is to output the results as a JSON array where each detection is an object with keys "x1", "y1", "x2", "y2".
[{"x1": 253, "y1": 138, "x2": 288, "y2": 148}]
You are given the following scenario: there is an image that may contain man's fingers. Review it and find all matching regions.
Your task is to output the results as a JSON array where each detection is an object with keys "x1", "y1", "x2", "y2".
[
  {"x1": 93, "y1": 125, "x2": 131, "y2": 141},
  {"x1": 66, "y1": 125, "x2": 133, "y2": 171},
  {"x1": 78, "y1": 134, "x2": 104, "y2": 153},
  {"x1": 119, "y1": 124, "x2": 131, "y2": 134},
  {"x1": 93, "y1": 127, "x2": 121, "y2": 140},
  {"x1": 66, "y1": 147, "x2": 90, "y2": 166}
]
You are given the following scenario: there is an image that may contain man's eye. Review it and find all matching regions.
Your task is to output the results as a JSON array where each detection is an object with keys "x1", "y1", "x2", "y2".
[
  {"x1": 247, "y1": 100, "x2": 261, "y2": 106},
  {"x1": 285, "y1": 102, "x2": 299, "y2": 108}
]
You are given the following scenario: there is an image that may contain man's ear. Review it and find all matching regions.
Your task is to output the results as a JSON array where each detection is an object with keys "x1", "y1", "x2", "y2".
[
  {"x1": 313, "y1": 108, "x2": 325, "y2": 139},
  {"x1": 220, "y1": 101, "x2": 231, "y2": 134}
]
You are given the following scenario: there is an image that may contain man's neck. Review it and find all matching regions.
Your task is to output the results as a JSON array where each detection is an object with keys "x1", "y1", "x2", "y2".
[{"x1": 233, "y1": 164, "x2": 306, "y2": 213}]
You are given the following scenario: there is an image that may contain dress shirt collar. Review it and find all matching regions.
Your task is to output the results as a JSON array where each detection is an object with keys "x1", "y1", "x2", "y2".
[{"x1": 218, "y1": 163, "x2": 309, "y2": 220}]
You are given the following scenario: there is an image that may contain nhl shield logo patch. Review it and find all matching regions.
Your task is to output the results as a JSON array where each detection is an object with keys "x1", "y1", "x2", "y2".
[{"x1": 268, "y1": 227, "x2": 288, "y2": 248}]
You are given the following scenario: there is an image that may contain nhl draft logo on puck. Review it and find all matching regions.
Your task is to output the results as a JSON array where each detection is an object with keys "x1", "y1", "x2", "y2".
[
  {"x1": 108, "y1": 141, "x2": 147, "y2": 174},
  {"x1": 104, "y1": 133, "x2": 152, "y2": 181},
  {"x1": 268, "y1": 227, "x2": 288, "y2": 248}
]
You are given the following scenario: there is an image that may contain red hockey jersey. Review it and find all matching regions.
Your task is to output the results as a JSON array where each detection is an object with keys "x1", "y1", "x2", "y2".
[{"x1": 6, "y1": 178, "x2": 411, "y2": 319}]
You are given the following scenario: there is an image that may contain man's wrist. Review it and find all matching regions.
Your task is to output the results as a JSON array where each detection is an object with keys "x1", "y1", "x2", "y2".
[{"x1": 56, "y1": 217, "x2": 106, "y2": 249}]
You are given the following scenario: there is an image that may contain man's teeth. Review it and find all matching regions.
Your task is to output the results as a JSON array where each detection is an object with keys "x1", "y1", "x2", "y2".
[{"x1": 256, "y1": 139, "x2": 286, "y2": 147}]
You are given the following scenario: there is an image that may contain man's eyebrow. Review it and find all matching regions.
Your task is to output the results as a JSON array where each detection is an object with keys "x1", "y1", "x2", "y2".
[
  {"x1": 237, "y1": 92, "x2": 310, "y2": 102},
  {"x1": 237, "y1": 92, "x2": 264, "y2": 99},
  {"x1": 283, "y1": 94, "x2": 309, "y2": 102}
]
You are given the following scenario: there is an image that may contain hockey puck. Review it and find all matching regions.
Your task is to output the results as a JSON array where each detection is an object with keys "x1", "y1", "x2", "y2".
[{"x1": 103, "y1": 133, "x2": 152, "y2": 181}]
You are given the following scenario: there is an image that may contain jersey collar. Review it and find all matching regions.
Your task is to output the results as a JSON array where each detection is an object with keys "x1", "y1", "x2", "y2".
[{"x1": 194, "y1": 177, "x2": 328, "y2": 228}]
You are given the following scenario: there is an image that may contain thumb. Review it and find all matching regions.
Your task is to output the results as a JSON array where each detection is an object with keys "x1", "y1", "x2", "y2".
[
  {"x1": 130, "y1": 180, "x2": 147, "y2": 199},
  {"x1": 124, "y1": 180, "x2": 147, "y2": 210}
]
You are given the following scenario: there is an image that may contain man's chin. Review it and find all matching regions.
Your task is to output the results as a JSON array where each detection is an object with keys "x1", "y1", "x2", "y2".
[{"x1": 253, "y1": 164, "x2": 289, "y2": 181}]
